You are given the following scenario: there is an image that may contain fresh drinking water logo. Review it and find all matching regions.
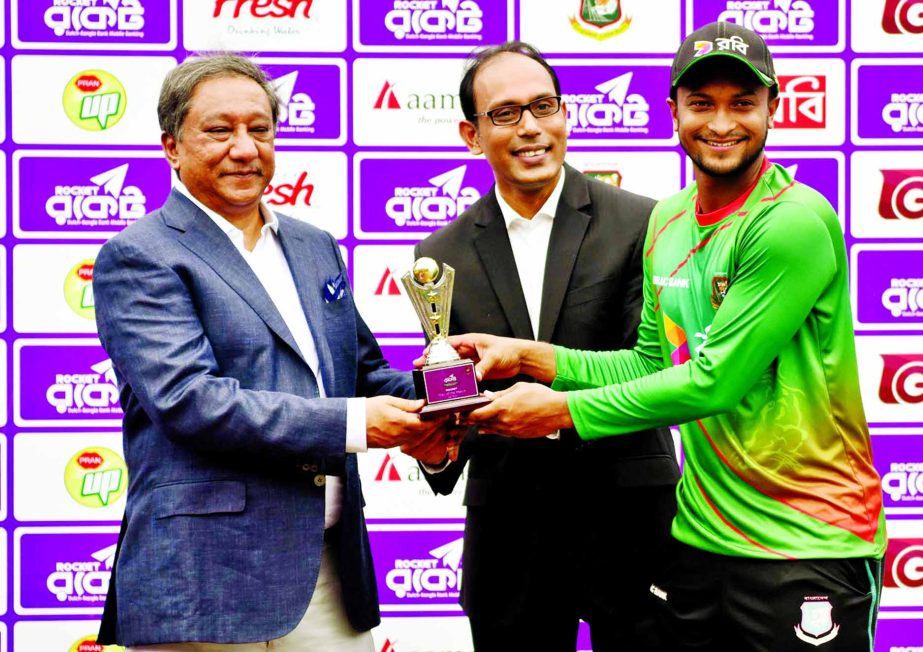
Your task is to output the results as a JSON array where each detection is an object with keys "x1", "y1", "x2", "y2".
[
  {"x1": 46, "y1": 357, "x2": 120, "y2": 416},
  {"x1": 212, "y1": 0, "x2": 313, "y2": 18},
  {"x1": 63, "y1": 446, "x2": 127, "y2": 507},
  {"x1": 47, "y1": 163, "x2": 147, "y2": 226},
  {"x1": 718, "y1": 0, "x2": 815, "y2": 38},
  {"x1": 63, "y1": 259, "x2": 97, "y2": 320},
  {"x1": 44, "y1": 0, "x2": 146, "y2": 38},
  {"x1": 775, "y1": 75, "x2": 825, "y2": 129},
  {"x1": 263, "y1": 170, "x2": 314, "y2": 208},
  {"x1": 880, "y1": 170, "x2": 923, "y2": 220},
  {"x1": 69, "y1": 635, "x2": 125, "y2": 652},
  {"x1": 882, "y1": 93, "x2": 923, "y2": 134},
  {"x1": 882, "y1": 0, "x2": 923, "y2": 34},
  {"x1": 570, "y1": 0, "x2": 631, "y2": 40},
  {"x1": 883, "y1": 462, "x2": 923, "y2": 503},
  {"x1": 272, "y1": 71, "x2": 316, "y2": 134},
  {"x1": 46, "y1": 543, "x2": 116, "y2": 604},
  {"x1": 386, "y1": 164, "x2": 480, "y2": 227},
  {"x1": 384, "y1": 0, "x2": 484, "y2": 41},
  {"x1": 879, "y1": 354, "x2": 923, "y2": 405},
  {"x1": 882, "y1": 278, "x2": 923, "y2": 318},
  {"x1": 62, "y1": 70, "x2": 127, "y2": 131},
  {"x1": 385, "y1": 537, "x2": 463, "y2": 599},
  {"x1": 565, "y1": 72, "x2": 650, "y2": 135}
]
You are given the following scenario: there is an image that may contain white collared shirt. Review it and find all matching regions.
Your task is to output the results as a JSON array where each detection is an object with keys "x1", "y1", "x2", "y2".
[{"x1": 175, "y1": 182, "x2": 364, "y2": 528}]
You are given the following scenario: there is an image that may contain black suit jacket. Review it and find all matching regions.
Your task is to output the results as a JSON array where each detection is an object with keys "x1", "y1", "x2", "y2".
[{"x1": 415, "y1": 164, "x2": 679, "y2": 622}]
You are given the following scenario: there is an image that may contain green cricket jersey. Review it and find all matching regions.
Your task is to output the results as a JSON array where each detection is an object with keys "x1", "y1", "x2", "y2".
[{"x1": 553, "y1": 160, "x2": 886, "y2": 560}]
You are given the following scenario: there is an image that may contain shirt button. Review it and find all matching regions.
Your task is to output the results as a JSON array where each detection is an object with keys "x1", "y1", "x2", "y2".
[{"x1": 314, "y1": 475, "x2": 326, "y2": 487}]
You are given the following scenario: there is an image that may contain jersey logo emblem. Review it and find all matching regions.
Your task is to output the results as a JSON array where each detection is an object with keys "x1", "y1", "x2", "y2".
[
  {"x1": 710, "y1": 275, "x2": 729, "y2": 309},
  {"x1": 794, "y1": 598, "x2": 840, "y2": 646}
]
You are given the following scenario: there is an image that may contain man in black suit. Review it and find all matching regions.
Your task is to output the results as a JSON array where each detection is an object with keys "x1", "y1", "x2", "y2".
[{"x1": 409, "y1": 42, "x2": 680, "y2": 651}]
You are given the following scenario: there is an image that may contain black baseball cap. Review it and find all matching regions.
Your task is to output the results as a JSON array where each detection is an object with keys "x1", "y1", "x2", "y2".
[{"x1": 671, "y1": 21, "x2": 777, "y2": 90}]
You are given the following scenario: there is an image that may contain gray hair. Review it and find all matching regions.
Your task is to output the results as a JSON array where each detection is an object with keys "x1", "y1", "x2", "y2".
[{"x1": 158, "y1": 54, "x2": 280, "y2": 140}]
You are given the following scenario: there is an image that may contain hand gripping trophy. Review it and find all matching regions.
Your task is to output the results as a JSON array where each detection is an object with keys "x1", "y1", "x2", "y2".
[{"x1": 402, "y1": 257, "x2": 490, "y2": 420}]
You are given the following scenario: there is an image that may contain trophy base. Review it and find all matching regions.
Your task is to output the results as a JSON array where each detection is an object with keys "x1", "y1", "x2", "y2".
[
  {"x1": 419, "y1": 394, "x2": 492, "y2": 421},
  {"x1": 414, "y1": 360, "x2": 488, "y2": 420}
]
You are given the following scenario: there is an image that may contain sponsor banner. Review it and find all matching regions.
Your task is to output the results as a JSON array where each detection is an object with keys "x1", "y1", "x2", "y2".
[
  {"x1": 354, "y1": 153, "x2": 494, "y2": 240},
  {"x1": 12, "y1": 244, "x2": 102, "y2": 334},
  {"x1": 687, "y1": 0, "x2": 844, "y2": 52},
  {"x1": 11, "y1": 0, "x2": 177, "y2": 50},
  {"x1": 378, "y1": 339, "x2": 427, "y2": 373},
  {"x1": 852, "y1": 59, "x2": 923, "y2": 145},
  {"x1": 257, "y1": 59, "x2": 346, "y2": 146},
  {"x1": 851, "y1": 151, "x2": 923, "y2": 239},
  {"x1": 873, "y1": 431, "x2": 923, "y2": 514},
  {"x1": 851, "y1": 245, "x2": 923, "y2": 331},
  {"x1": 352, "y1": 245, "x2": 420, "y2": 334},
  {"x1": 520, "y1": 0, "x2": 680, "y2": 54},
  {"x1": 856, "y1": 336, "x2": 923, "y2": 425},
  {"x1": 11, "y1": 55, "x2": 175, "y2": 145},
  {"x1": 882, "y1": 519, "x2": 923, "y2": 608},
  {"x1": 875, "y1": 615, "x2": 923, "y2": 648},
  {"x1": 13, "y1": 339, "x2": 122, "y2": 428},
  {"x1": 359, "y1": 444, "x2": 465, "y2": 520},
  {"x1": 852, "y1": 0, "x2": 923, "y2": 53},
  {"x1": 551, "y1": 60, "x2": 676, "y2": 146},
  {"x1": 14, "y1": 620, "x2": 124, "y2": 652},
  {"x1": 373, "y1": 616, "x2": 473, "y2": 652},
  {"x1": 353, "y1": 0, "x2": 512, "y2": 52},
  {"x1": 183, "y1": 0, "x2": 346, "y2": 53},
  {"x1": 769, "y1": 58, "x2": 845, "y2": 146},
  {"x1": 352, "y1": 57, "x2": 468, "y2": 146},
  {"x1": 13, "y1": 151, "x2": 171, "y2": 240},
  {"x1": 268, "y1": 151, "x2": 348, "y2": 239},
  {"x1": 369, "y1": 523, "x2": 465, "y2": 613},
  {"x1": 14, "y1": 527, "x2": 118, "y2": 615},
  {"x1": 13, "y1": 433, "x2": 127, "y2": 522},
  {"x1": 567, "y1": 151, "x2": 683, "y2": 201}
]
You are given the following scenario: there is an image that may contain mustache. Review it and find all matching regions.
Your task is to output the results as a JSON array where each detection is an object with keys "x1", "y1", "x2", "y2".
[{"x1": 220, "y1": 168, "x2": 264, "y2": 176}]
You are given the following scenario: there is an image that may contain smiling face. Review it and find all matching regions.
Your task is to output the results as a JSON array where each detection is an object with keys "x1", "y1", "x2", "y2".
[
  {"x1": 459, "y1": 52, "x2": 567, "y2": 215},
  {"x1": 162, "y1": 74, "x2": 275, "y2": 220}
]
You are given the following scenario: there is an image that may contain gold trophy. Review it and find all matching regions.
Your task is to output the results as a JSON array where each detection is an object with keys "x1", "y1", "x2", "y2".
[{"x1": 402, "y1": 257, "x2": 490, "y2": 420}]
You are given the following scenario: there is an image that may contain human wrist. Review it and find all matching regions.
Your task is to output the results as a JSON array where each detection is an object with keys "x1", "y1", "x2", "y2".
[{"x1": 519, "y1": 341, "x2": 557, "y2": 383}]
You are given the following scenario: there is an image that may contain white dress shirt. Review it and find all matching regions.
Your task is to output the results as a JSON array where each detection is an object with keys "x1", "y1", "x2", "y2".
[{"x1": 175, "y1": 182, "x2": 364, "y2": 528}]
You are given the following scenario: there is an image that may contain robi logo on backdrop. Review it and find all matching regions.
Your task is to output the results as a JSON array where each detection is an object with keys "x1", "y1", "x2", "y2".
[
  {"x1": 718, "y1": 0, "x2": 815, "y2": 36},
  {"x1": 385, "y1": 0, "x2": 484, "y2": 41},
  {"x1": 880, "y1": 170, "x2": 923, "y2": 220},
  {"x1": 47, "y1": 163, "x2": 147, "y2": 226},
  {"x1": 882, "y1": 0, "x2": 923, "y2": 34},
  {"x1": 213, "y1": 0, "x2": 312, "y2": 18},
  {"x1": 884, "y1": 538, "x2": 923, "y2": 589},
  {"x1": 879, "y1": 354, "x2": 923, "y2": 404},
  {"x1": 565, "y1": 72, "x2": 650, "y2": 134},
  {"x1": 386, "y1": 165, "x2": 480, "y2": 227},
  {"x1": 775, "y1": 75, "x2": 825, "y2": 128},
  {"x1": 44, "y1": 0, "x2": 145, "y2": 37},
  {"x1": 272, "y1": 71, "x2": 316, "y2": 133}
]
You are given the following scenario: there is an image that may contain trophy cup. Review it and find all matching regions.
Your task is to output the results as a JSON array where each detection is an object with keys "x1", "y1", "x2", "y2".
[{"x1": 402, "y1": 257, "x2": 491, "y2": 420}]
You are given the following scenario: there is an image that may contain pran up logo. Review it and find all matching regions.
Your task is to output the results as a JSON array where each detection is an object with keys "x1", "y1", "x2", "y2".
[
  {"x1": 879, "y1": 354, "x2": 923, "y2": 404},
  {"x1": 63, "y1": 259, "x2": 97, "y2": 320},
  {"x1": 212, "y1": 0, "x2": 313, "y2": 18},
  {"x1": 386, "y1": 164, "x2": 480, "y2": 227},
  {"x1": 564, "y1": 72, "x2": 650, "y2": 135},
  {"x1": 46, "y1": 543, "x2": 116, "y2": 604},
  {"x1": 384, "y1": 0, "x2": 484, "y2": 41},
  {"x1": 570, "y1": 0, "x2": 632, "y2": 40},
  {"x1": 718, "y1": 0, "x2": 816, "y2": 37},
  {"x1": 882, "y1": 461, "x2": 923, "y2": 503},
  {"x1": 775, "y1": 75, "x2": 826, "y2": 129},
  {"x1": 880, "y1": 170, "x2": 923, "y2": 220},
  {"x1": 44, "y1": 0, "x2": 146, "y2": 38},
  {"x1": 47, "y1": 163, "x2": 147, "y2": 227},
  {"x1": 69, "y1": 635, "x2": 122, "y2": 652},
  {"x1": 882, "y1": 93, "x2": 923, "y2": 134},
  {"x1": 271, "y1": 71, "x2": 316, "y2": 134},
  {"x1": 882, "y1": 0, "x2": 923, "y2": 34},
  {"x1": 63, "y1": 446, "x2": 128, "y2": 507},
  {"x1": 62, "y1": 69, "x2": 127, "y2": 131},
  {"x1": 385, "y1": 537, "x2": 463, "y2": 599},
  {"x1": 46, "y1": 357, "x2": 120, "y2": 416}
]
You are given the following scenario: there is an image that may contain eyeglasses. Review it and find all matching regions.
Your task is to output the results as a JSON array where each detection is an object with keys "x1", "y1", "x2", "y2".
[{"x1": 473, "y1": 96, "x2": 563, "y2": 126}]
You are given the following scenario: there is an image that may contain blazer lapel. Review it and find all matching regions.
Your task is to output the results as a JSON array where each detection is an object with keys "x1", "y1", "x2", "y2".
[
  {"x1": 162, "y1": 191, "x2": 307, "y2": 366},
  {"x1": 473, "y1": 191, "x2": 535, "y2": 340},
  {"x1": 538, "y1": 167, "x2": 591, "y2": 342}
]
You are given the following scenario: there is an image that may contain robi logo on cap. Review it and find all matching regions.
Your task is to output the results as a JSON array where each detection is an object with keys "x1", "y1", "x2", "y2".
[
  {"x1": 879, "y1": 354, "x2": 923, "y2": 404},
  {"x1": 880, "y1": 170, "x2": 923, "y2": 220},
  {"x1": 882, "y1": 0, "x2": 923, "y2": 34}
]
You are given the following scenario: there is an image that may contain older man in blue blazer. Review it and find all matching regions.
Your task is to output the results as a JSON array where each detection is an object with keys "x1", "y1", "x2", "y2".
[{"x1": 93, "y1": 54, "x2": 446, "y2": 651}]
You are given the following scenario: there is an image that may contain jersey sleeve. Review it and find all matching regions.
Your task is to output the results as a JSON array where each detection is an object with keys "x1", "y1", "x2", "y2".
[{"x1": 566, "y1": 201, "x2": 838, "y2": 439}]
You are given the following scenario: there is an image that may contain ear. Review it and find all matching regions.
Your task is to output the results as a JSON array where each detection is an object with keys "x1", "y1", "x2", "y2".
[
  {"x1": 767, "y1": 95, "x2": 780, "y2": 129},
  {"x1": 667, "y1": 98, "x2": 678, "y2": 131},
  {"x1": 459, "y1": 120, "x2": 482, "y2": 155},
  {"x1": 162, "y1": 132, "x2": 180, "y2": 171}
]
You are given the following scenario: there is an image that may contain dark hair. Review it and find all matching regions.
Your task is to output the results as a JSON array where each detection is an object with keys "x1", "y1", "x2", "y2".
[
  {"x1": 158, "y1": 53, "x2": 280, "y2": 140},
  {"x1": 669, "y1": 56, "x2": 779, "y2": 102},
  {"x1": 459, "y1": 40, "x2": 561, "y2": 122}
]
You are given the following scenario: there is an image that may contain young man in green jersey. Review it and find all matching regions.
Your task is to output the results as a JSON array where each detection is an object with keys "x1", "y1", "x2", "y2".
[{"x1": 444, "y1": 21, "x2": 887, "y2": 652}]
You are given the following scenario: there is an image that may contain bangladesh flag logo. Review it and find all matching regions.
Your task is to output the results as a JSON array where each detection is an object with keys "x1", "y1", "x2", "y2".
[{"x1": 571, "y1": 0, "x2": 632, "y2": 39}]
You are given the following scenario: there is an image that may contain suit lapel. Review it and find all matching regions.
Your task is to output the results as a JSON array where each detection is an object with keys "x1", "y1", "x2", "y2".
[
  {"x1": 473, "y1": 191, "x2": 535, "y2": 340},
  {"x1": 538, "y1": 167, "x2": 591, "y2": 342}
]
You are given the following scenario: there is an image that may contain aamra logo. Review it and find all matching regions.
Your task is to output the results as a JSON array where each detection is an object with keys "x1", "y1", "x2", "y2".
[
  {"x1": 387, "y1": 164, "x2": 480, "y2": 227},
  {"x1": 885, "y1": 538, "x2": 923, "y2": 589},
  {"x1": 882, "y1": 278, "x2": 923, "y2": 319},
  {"x1": 47, "y1": 164, "x2": 147, "y2": 227},
  {"x1": 272, "y1": 71, "x2": 317, "y2": 134},
  {"x1": 882, "y1": 0, "x2": 923, "y2": 34},
  {"x1": 63, "y1": 69, "x2": 127, "y2": 131},
  {"x1": 775, "y1": 75, "x2": 825, "y2": 129},
  {"x1": 882, "y1": 93, "x2": 923, "y2": 134},
  {"x1": 264, "y1": 171, "x2": 314, "y2": 208},
  {"x1": 880, "y1": 170, "x2": 923, "y2": 220},
  {"x1": 70, "y1": 636, "x2": 125, "y2": 652},
  {"x1": 47, "y1": 543, "x2": 117, "y2": 605},
  {"x1": 47, "y1": 357, "x2": 120, "y2": 416},
  {"x1": 376, "y1": 453, "x2": 402, "y2": 481},
  {"x1": 380, "y1": 641, "x2": 397, "y2": 652},
  {"x1": 879, "y1": 354, "x2": 923, "y2": 404},
  {"x1": 882, "y1": 461, "x2": 923, "y2": 504},
  {"x1": 570, "y1": 0, "x2": 631, "y2": 40},
  {"x1": 375, "y1": 268, "x2": 403, "y2": 296},
  {"x1": 384, "y1": 0, "x2": 485, "y2": 41},
  {"x1": 44, "y1": 0, "x2": 145, "y2": 38},
  {"x1": 375, "y1": 81, "x2": 401, "y2": 109},
  {"x1": 64, "y1": 446, "x2": 128, "y2": 507},
  {"x1": 212, "y1": 0, "x2": 313, "y2": 18},
  {"x1": 385, "y1": 537, "x2": 463, "y2": 599},
  {"x1": 64, "y1": 259, "x2": 97, "y2": 320},
  {"x1": 794, "y1": 597, "x2": 839, "y2": 646},
  {"x1": 718, "y1": 0, "x2": 816, "y2": 38},
  {"x1": 565, "y1": 72, "x2": 650, "y2": 135}
]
